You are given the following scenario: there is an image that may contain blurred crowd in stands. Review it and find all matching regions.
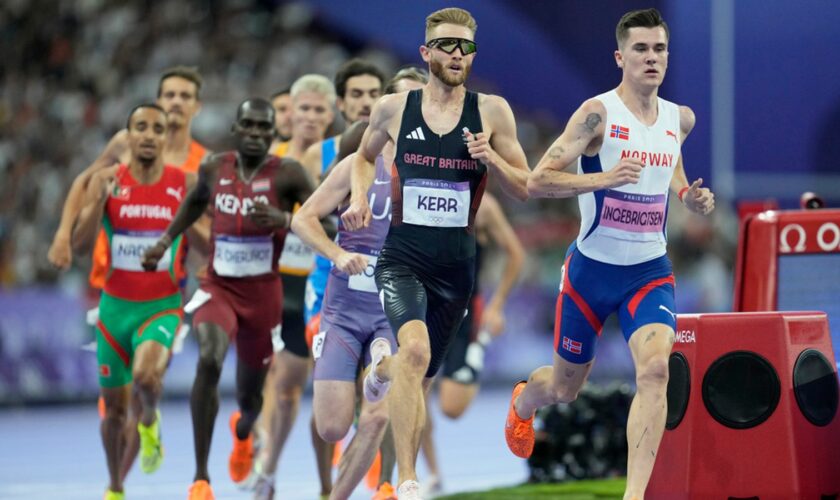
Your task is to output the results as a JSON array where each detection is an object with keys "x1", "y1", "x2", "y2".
[{"x1": 0, "y1": 0, "x2": 736, "y2": 315}]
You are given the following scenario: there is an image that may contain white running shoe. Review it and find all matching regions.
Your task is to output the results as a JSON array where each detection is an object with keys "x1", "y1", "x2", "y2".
[
  {"x1": 397, "y1": 480, "x2": 423, "y2": 500},
  {"x1": 364, "y1": 337, "x2": 392, "y2": 403}
]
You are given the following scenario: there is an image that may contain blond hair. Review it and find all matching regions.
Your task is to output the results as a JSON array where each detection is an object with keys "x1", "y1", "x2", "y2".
[
  {"x1": 290, "y1": 74, "x2": 336, "y2": 106},
  {"x1": 425, "y1": 8, "x2": 477, "y2": 42}
]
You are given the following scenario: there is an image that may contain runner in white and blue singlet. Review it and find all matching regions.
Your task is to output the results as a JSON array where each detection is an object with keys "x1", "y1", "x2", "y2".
[{"x1": 505, "y1": 9, "x2": 715, "y2": 500}]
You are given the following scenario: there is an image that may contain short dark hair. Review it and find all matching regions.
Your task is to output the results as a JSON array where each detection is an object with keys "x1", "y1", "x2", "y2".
[
  {"x1": 126, "y1": 103, "x2": 167, "y2": 130},
  {"x1": 385, "y1": 67, "x2": 429, "y2": 95},
  {"x1": 157, "y1": 65, "x2": 203, "y2": 99},
  {"x1": 616, "y1": 8, "x2": 669, "y2": 48},
  {"x1": 334, "y1": 59, "x2": 386, "y2": 98},
  {"x1": 236, "y1": 97, "x2": 275, "y2": 122},
  {"x1": 270, "y1": 88, "x2": 291, "y2": 101}
]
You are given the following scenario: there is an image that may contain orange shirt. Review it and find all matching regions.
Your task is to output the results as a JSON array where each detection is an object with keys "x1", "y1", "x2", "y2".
[{"x1": 88, "y1": 140, "x2": 207, "y2": 289}]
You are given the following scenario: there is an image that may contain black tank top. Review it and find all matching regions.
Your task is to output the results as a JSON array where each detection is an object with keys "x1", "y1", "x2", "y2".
[{"x1": 387, "y1": 89, "x2": 487, "y2": 262}]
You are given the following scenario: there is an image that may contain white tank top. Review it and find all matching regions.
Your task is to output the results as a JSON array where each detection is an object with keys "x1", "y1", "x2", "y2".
[{"x1": 576, "y1": 89, "x2": 681, "y2": 266}]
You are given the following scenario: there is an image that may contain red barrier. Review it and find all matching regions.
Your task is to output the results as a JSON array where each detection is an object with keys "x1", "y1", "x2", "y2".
[{"x1": 648, "y1": 312, "x2": 840, "y2": 500}]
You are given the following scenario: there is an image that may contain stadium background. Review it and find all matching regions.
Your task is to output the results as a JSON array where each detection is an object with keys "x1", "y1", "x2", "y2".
[{"x1": 3, "y1": 0, "x2": 839, "y2": 404}]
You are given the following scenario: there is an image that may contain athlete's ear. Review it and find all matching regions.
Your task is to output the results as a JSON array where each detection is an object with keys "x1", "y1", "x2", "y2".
[
  {"x1": 614, "y1": 49, "x2": 624, "y2": 69},
  {"x1": 419, "y1": 44, "x2": 431, "y2": 63}
]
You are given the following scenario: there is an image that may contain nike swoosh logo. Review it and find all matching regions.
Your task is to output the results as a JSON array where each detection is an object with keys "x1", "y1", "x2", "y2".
[
  {"x1": 373, "y1": 179, "x2": 391, "y2": 185},
  {"x1": 220, "y1": 178, "x2": 233, "y2": 185}
]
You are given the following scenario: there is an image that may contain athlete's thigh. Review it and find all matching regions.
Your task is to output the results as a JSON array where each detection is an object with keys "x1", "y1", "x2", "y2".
[
  {"x1": 192, "y1": 281, "x2": 238, "y2": 339},
  {"x1": 235, "y1": 278, "x2": 282, "y2": 370},
  {"x1": 96, "y1": 293, "x2": 144, "y2": 388},
  {"x1": 618, "y1": 278, "x2": 676, "y2": 343},
  {"x1": 554, "y1": 247, "x2": 620, "y2": 364},
  {"x1": 312, "y1": 311, "x2": 364, "y2": 383},
  {"x1": 375, "y1": 256, "x2": 428, "y2": 334},
  {"x1": 313, "y1": 380, "x2": 357, "y2": 437},
  {"x1": 131, "y1": 296, "x2": 181, "y2": 365}
]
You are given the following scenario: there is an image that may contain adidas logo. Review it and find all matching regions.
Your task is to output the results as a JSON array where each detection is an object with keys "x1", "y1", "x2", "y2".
[{"x1": 405, "y1": 127, "x2": 426, "y2": 140}]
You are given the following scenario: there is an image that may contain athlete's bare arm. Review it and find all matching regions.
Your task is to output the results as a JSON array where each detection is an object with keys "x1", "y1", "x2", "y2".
[
  {"x1": 71, "y1": 165, "x2": 121, "y2": 255},
  {"x1": 291, "y1": 154, "x2": 367, "y2": 275},
  {"x1": 180, "y1": 172, "x2": 212, "y2": 254},
  {"x1": 265, "y1": 158, "x2": 337, "y2": 239},
  {"x1": 528, "y1": 99, "x2": 644, "y2": 199},
  {"x1": 475, "y1": 193, "x2": 525, "y2": 337},
  {"x1": 343, "y1": 93, "x2": 404, "y2": 231},
  {"x1": 336, "y1": 121, "x2": 368, "y2": 165},
  {"x1": 470, "y1": 95, "x2": 530, "y2": 201},
  {"x1": 141, "y1": 155, "x2": 221, "y2": 270},
  {"x1": 670, "y1": 105, "x2": 714, "y2": 215},
  {"x1": 48, "y1": 130, "x2": 130, "y2": 269}
]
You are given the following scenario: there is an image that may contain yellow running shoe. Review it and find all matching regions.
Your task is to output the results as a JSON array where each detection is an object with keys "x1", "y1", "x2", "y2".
[
  {"x1": 103, "y1": 489, "x2": 124, "y2": 500},
  {"x1": 138, "y1": 409, "x2": 164, "y2": 473},
  {"x1": 188, "y1": 479, "x2": 215, "y2": 500}
]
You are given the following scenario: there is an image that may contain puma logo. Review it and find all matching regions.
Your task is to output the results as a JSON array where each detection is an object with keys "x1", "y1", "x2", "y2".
[
  {"x1": 165, "y1": 187, "x2": 183, "y2": 202},
  {"x1": 659, "y1": 305, "x2": 677, "y2": 321}
]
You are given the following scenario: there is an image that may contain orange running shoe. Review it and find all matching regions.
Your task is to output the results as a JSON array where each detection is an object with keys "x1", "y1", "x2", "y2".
[
  {"x1": 228, "y1": 411, "x2": 254, "y2": 483},
  {"x1": 188, "y1": 479, "x2": 215, "y2": 500},
  {"x1": 504, "y1": 381, "x2": 534, "y2": 458},
  {"x1": 371, "y1": 481, "x2": 397, "y2": 500}
]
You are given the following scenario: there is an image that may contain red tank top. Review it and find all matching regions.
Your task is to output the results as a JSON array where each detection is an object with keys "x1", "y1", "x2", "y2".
[
  {"x1": 103, "y1": 164, "x2": 187, "y2": 301},
  {"x1": 207, "y1": 153, "x2": 286, "y2": 282},
  {"x1": 90, "y1": 140, "x2": 206, "y2": 289}
]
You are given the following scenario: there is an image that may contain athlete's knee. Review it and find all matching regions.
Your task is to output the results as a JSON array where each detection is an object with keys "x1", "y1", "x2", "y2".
[
  {"x1": 358, "y1": 404, "x2": 389, "y2": 435},
  {"x1": 400, "y1": 334, "x2": 431, "y2": 373},
  {"x1": 276, "y1": 381, "x2": 304, "y2": 406},
  {"x1": 195, "y1": 353, "x2": 224, "y2": 383},
  {"x1": 103, "y1": 399, "x2": 129, "y2": 422},
  {"x1": 132, "y1": 370, "x2": 162, "y2": 395},
  {"x1": 317, "y1": 416, "x2": 352, "y2": 443},
  {"x1": 440, "y1": 397, "x2": 469, "y2": 419},
  {"x1": 529, "y1": 368, "x2": 580, "y2": 404},
  {"x1": 636, "y1": 353, "x2": 669, "y2": 389}
]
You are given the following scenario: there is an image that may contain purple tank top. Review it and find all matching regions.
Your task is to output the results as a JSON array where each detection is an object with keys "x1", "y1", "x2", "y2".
[{"x1": 331, "y1": 154, "x2": 391, "y2": 288}]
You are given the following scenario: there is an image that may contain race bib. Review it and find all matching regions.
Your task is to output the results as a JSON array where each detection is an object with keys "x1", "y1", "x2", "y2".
[
  {"x1": 402, "y1": 179, "x2": 470, "y2": 228},
  {"x1": 348, "y1": 255, "x2": 378, "y2": 293},
  {"x1": 599, "y1": 190, "x2": 666, "y2": 235},
  {"x1": 111, "y1": 232, "x2": 171, "y2": 271},
  {"x1": 311, "y1": 331, "x2": 326, "y2": 360},
  {"x1": 279, "y1": 233, "x2": 315, "y2": 274},
  {"x1": 213, "y1": 234, "x2": 273, "y2": 277}
]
